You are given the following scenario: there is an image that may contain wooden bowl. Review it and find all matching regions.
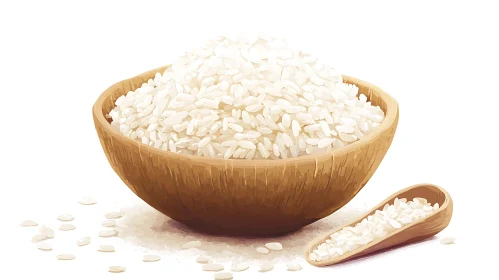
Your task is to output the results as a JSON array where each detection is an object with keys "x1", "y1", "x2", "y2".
[{"x1": 92, "y1": 65, "x2": 399, "y2": 236}]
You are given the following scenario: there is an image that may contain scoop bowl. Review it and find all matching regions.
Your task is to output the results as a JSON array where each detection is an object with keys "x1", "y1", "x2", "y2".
[{"x1": 92, "y1": 65, "x2": 399, "y2": 236}]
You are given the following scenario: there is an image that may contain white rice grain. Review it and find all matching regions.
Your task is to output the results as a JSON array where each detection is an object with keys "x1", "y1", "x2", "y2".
[
  {"x1": 59, "y1": 224, "x2": 76, "y2": 231},
  {"x1": 265, "y1": 242, "x2": 283, "y2": 251},
  {"x1": 287, "y1": 263, "x2": 303, "y2": 271},
  {"x1": 231, "y1": 263, "x2": 249, "y2": 272},
  {"x1": 259, "y1": 262, "x2": 274, "y2": 272},
  {"x1": 78, "y1": 196, "x2": 97, "y2": 205},
  {"x1": 99, "y1": 230, "x2": 117, "y2": 237},
  {"x1": 196, "y1": 255, "x2": 211, "y2": 264},
  {"x1": 101, "y1": 220, "x2": 116, "y2": 227},
  {"x1": 20, "y1": 220, "x2": 38, "y2": 227},
  {"x1": 109, "y1": 266, "x2": 126, "y2": 273},
  {"x1": 98, "y1": 245, "x2": 115, "y2": 252},
  {"x1": 39, "y1": 226, "x2": 54, "y2": 238},
  {"x1": 32, "y1": 234, "x2": 47, "y2": 243},
  {"x1": 143, "y1": 254, "x2": 161, "y2": 262},
  {"x1": 57, "y1": 214, "x2": 74, "y2": 222},
  {"x1": 37, "y1": 242, "x2": 52, "y2": 251},
  {"x1": 76, "y1": 237, "x2": 91, "y2": 246},
  {"x1": 256, "y1": 247, "x2": 269, "y2": 254},
  {"x1": 57, "y1": 254, "x2": 75, "y2": 261},
  {"x1": 440, "y1": 237, "x2": 456, "y2": 245},
  {"x1": 104, "y1": 212, "x2": 123, "y2": 219},
  {"x1": 214, "y1": 272, "x2": 233, "y2": 280},
  {"x1": 202, "y1": 263, "x2": 224, "y2": 272}
]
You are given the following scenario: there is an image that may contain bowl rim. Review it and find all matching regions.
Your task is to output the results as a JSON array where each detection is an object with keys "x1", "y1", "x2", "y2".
[{"x1": 93, "y1": 65, "x2": 399, "y2": 167}]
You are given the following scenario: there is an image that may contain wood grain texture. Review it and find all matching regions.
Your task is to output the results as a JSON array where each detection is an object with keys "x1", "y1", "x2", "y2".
[
  {"x1": 305, "y1": 183, "x2": 453, "y2": 266},
  {"x1": 92, "y1": 65, "x2": 399, "y2": 236}
]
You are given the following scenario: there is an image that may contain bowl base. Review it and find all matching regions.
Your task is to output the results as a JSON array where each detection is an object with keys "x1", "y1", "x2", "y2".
[{"x1": 170, "y1": 218, "x2": 313, "y2": 237}]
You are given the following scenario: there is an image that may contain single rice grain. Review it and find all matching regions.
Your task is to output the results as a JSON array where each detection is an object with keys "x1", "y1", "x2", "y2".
[
  {"x1": 57, "y1": 254, "x2": 75, "y2": 260},
  {"x1": 202, "y1": 263, "x2": 224, "y2": 272},
  {"x1": 109, "y1": 266, "x2": 126, "y2": 273},
  {"x1": 20, "y1": 220, "x2": 38, "y2": 227},
  {"x1": 143, "y1": 254, "x2": 161, "y2": 262},
  {"x1": 214, "y1": 272, "x2": 233, "y2": 280},
  {"x1": 57, "y1": 214, "x2": 74, "y2": 222}
]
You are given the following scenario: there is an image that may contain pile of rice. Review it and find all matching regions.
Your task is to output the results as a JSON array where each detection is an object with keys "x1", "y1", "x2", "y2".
[{"x1": 109, "y1": 35, "x2": 385, "y2": 160}]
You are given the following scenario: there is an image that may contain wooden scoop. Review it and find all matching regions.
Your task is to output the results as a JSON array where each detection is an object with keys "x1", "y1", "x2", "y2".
[{"x1": 305, "y1": 183, "x2": 453, "y2": 267}]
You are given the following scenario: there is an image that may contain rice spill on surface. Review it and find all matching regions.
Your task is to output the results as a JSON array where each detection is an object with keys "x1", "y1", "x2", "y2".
[
  {"x1": 108, "y1": 35, "x2": 385, "y2": 160},
  {"x1": 309, "y1": 197, "x2": 439, "y2": 262}
]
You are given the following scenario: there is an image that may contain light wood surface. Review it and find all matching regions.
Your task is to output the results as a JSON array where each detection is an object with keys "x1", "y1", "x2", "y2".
[
  {"x1": 305, "y1": 183, "x2": 453, "y2": 266},
  {"x1": 92, "y1": 65, "x2": 399, "y2": 236}
]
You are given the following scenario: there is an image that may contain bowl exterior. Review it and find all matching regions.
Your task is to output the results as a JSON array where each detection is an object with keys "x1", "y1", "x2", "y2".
[{"x1": 93, "y1": 66, "x2": 399, "y2": 236}]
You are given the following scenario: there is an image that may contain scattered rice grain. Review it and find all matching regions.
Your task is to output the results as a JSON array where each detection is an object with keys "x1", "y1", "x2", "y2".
[
  {"x1": 57, "y1": 214, "x2": 74, "y2": 222},
  {"x1": 99, "y1": 230, "x2": 117, "y2": 237},
  {"x1": 101, "y1": 220, "x2": 116, "y2": 227},
  {"x1": 39, "y1": 226, "x2": 54, "y2": 238},
  {"x1": 265, "y1": 242, "x2": 283, "y2": 251},
  {"x1": 143, "y1": 254, "x2": 161, "y2": 262},
  {"x1": 98, "y1": 245, "x2": 115, "y2": 252},
  {"x1": 57, "y1": 254, "x2": 75, "y2": 260},
  {"x1": 37, "y1": 242, "x2": 52, "y2": 251},
  {"x1": 440, "y1": 237, "x2": 456, "y2": 245},
  {"x1": 214, "y1": 272, "x2": 233, "y2": 280},
  {"x1": 20, "y1": 220, "x2": 38, "y2": 227},
  {"x1": 76, "y1": 237, "x2": 91, "y2": 246},
  {"x1": 259, "y1": 262, "x2": 274, "y2": 272},
  {"x1": 202, "y1": 263, "x2": 224, "y2": 272},
  {"x1": 256, "y1": 247, "x2": 269, "y2": 254},
  {"x1": 109, "y1": 266, "x2": 126, "y2": 273},
  {"x1": 78, "y1": 197, "x2": 97, "y2": 205},
  {"x1": 231, "y1": 263, "x2": 249, "y2": 272},
  {"x1": 59, "y1": 224, "x2": 76, "y2": 231},
  {"x1": 286, "y1": 263, "x2": 302, "y2": 271},
  {"x1": 32, "y1": 234, "x2": 47, "y2": 243},
  {"x1": 104, "y1": 212, "x2": 123, "y2": 219}
]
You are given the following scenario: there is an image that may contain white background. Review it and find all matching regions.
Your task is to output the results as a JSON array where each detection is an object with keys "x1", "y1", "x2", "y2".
[{"x1": 1, "y1": 0, "x2": 496, "y2": 279}]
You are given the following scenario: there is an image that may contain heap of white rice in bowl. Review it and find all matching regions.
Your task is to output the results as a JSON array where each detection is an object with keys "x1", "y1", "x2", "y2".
[{"x1": 108, "y1": 35, "x2": 385, "y2": 160}]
